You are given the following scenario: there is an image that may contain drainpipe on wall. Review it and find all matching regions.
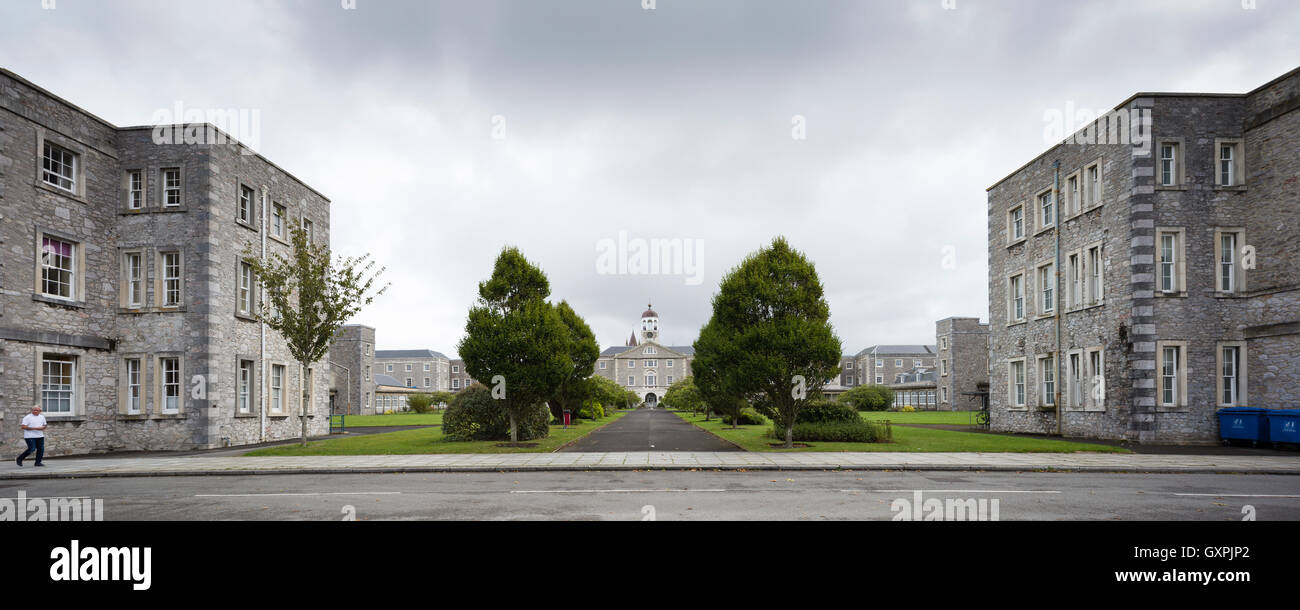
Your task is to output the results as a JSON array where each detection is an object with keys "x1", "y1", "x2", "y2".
[
  {"x1": 259, "y1": 186, "x2": 268, "y2": 443},
  {"x1": 1053, "y1": 160, "x2": 1063, "y2": 437}
]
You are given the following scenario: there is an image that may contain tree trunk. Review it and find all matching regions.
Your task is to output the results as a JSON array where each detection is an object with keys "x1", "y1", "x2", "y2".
[
  {"x1": 509, "y1": 414, "x2": 518, "y2": 443},
  {"x1": 785, "y1": 422, "x2": 794, "y2": 448},
  {"x1": 300, "y1": 362, "x2": 310, "y2": 446}
]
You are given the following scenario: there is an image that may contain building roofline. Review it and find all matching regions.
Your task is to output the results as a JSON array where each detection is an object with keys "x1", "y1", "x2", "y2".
[
  {"x1": 117, "y1": 125, "x2": 331, "y2": 202},
  {"x1": 1, "y1": 67, "x2": 119, "y2": 131},
  {"x1": 1, "y1": 68, "x2": 330, "y2": 203},
  {"x1": 985, "y1": 65, "x2": 1300, "y2": 192}
]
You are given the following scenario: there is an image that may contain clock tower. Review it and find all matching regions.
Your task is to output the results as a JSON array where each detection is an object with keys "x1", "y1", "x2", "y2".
[{"x1": 639, "y1": 303, "x2": 659, "y2": 344}]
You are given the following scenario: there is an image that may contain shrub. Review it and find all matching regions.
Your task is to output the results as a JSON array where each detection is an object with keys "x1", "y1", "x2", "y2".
[
  {"x1": 578, "y1": 401, "x2": 605, "y2": 420},
  {"x1": 721, "y1": 407, "x2": 768, "y2": 426},
  {"x1": 839, "y1": 384, "x2": 894, "y2": 411},
  {"x1": 407, "y1": 393, "x2": 435, "y2": 414},
  {"x1": 442, "y1": 384, "x2": 550, "y2": 441},
  {"x1": 795, "y1": 399, "x2": 861, "y2": 424},
  {"x1": 769, "y1": 419, "x2": 892, "y2": 443},
  {"x1": 901, "y1": 405, "x2": 916, "y2": 412}
]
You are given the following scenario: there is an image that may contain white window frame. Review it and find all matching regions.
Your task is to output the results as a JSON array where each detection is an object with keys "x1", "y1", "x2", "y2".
[
  {"x1": 127, "y1": 170, "x2": 145, "y2": 210},
  {"x1": 1085, "y1": 242, "x2": 1104, "y2": 306},
  {"x1": 1037, "y1": 261, "x2": 1054, "y2": 316},
  {"x1": 160, "y1": 250, "x2": 183, "y2": 307},
  {"x1": 1084, "y1": 160, "x2": 1102, "y2": 208},
  {"x1": 1007, "y1": 203, "x2": 1026, "y2": 244},
  {"x1": 1216, "y1": 341, "x2": 1247, "y2": 408},
  {"x1": 158, "y1": 356, "x2": 182, "y2": 414},
  {"x1": 599, "y1": 361, "x2": 607, "y2": 370},
  {"x1": 1065, "y1": 350, "x2": 1084, "y2": 411},
  {"x1": 42, "y1": 142, "x2": 78, "y2": 193},
  {"x1": 238, "y1": 260, "x2": 256, "y2": 315},
  {"x1": 1156, "y1": 341, "x2": 1187, "y2": 409},
  {"x1": 270, "y1": 364, "x2": 286, "y2": 414},
  {"x1": 1007, "y1": 358, "x2": 1026, "y2": 409},
  {"x1": 1036, "y1": 188, "x2": 1055, "y2": 232},
  {"x1": 1157, "y1": 140, "x2": 1183, "y2": 187},
  {"x1": 1086, "y1": 347, "x2": 1105, "y2": 412},
  {"x1": 40, "y1": 353, "x2": 78, "y2": 415},
  {"x1": 1214, "y1": 139, "x2": 1244, "y2": 187},
  {"x1": 238, "y1": 184, "x2": 255, "y2": 225},
  {"x1": 1064, "y1": 171, "x2": 1080, "y2": 218},
  {"x1": 39, "y1": 235, "x2": 78, "y2": 301},
  {"x1": 123, "y1": 251, "x2": 145, "y2": 308},
  {"x1": 272, "y1": 203, "x2": 286, "y2": 238},
  {"x1": 162, "y1": 168, "x2": 182, "y2": 207},
  {"x1": 1007, "y1": 271, "x2": 1025, "y2": 323},
  {"x1": 124, "y1": 357, "x2": 143, "y2": 415},
  {"x1": 1156, "y1": 228, "x2": 1186, "y2": 295},
  {"x1": 238, "y1": 359, "x2": 254, "y2": 414},
  {"x1": 1214, "y1": 228, "x2": 1245, "y2": 294},
  {"x1": 1038, "y1": 354, "x2": 1055, "y2": 407}
]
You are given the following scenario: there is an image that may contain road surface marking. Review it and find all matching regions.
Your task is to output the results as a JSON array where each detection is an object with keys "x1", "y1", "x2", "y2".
[
  {"x1": 839, "y1": 489, "x2": 1061, "y2": 494},
  {"x1": 1173, "y1": 493, "x2": 1300, "y2": 498},
  {"x1": 510, "y1": 489, "x2": 727, "y2": 494},
  {"x1": 195, "y1": 491, "x2": 402, "y2": 497}
]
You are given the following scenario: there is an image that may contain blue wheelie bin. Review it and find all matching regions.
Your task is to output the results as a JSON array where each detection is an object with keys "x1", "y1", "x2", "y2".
[
  {"x1": 1267, "y1": 409, "x2": 1300, "y2": 447},
  {"x1": 1216, "y1": 407, "x2": 1269, "y2": 446}
]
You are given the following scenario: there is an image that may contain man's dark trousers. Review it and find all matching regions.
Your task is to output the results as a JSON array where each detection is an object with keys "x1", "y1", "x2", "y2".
[{"x1": 17, "y1": 438, "x2": 44, "y2": 465}]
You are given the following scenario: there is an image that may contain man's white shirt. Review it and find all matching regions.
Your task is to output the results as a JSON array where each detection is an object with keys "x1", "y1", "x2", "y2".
[{"x1": 21, "y1": 413, "x2": 47, "y2": 439}]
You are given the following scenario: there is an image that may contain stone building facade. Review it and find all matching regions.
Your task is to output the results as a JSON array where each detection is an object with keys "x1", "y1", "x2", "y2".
[
  {"x1": 0, "y1": 69, "x2": 331, "y2": 455},
  {"x1": 854, "y1": 345, "x2": 936, "y2": 386},
  {"x1": 327, "y1": 324, "x2": 374, "y2": 416},
  {"x1": 447, "y1": 359, "x2": 477, "y2": 391},
  {"x1": 936, "y1": 317, "x2": 989, "y2": 411},
  {"x1": 986, "y1": 66, "x2": 1300, "y2": 442},
  {"x1": 375, "y1": 349, "x2": 450, "y2": 392},
  {"x1": 595, "y1": 305, "x2": 695, "y2": 406}
]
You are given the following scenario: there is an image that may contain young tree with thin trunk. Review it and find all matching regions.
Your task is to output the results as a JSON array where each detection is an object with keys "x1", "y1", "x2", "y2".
[
  {"x1": 695, "y1": 237, "x2": 841, "y2": 447},
  {"x1": 244, "y1": 227, "x2": 387, "y2": 446}
]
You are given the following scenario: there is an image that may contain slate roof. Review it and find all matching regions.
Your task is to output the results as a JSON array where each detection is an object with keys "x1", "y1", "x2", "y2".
[
  {"x1": 854, "y1": 345, "x2": 936, "y2": 357},
  {"x1": 600, "y1": 344, "x2": 695, "y2": 357},
  {"x1": 375, "y1": 349, "x2": 450, "y2": 360}
]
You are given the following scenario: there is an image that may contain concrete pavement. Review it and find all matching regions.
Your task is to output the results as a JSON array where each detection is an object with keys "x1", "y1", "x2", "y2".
[{"x1": 3, "y1": 450, "x2": 1298, "y2": 479}]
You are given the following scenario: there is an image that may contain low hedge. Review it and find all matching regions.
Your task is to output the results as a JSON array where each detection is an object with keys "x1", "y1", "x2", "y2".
[
  {"x1": 795, "y1": 399, "x2": 861, "y2": 424},
  {"x1": 721, "y1": 407, "x2": 768, "y2": 426},
  {"x1": 770, "y1": 419, "x2": 892, "y2": 443}
]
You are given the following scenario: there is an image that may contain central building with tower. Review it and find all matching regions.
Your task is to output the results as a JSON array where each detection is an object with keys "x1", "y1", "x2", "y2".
[{"x1": 594, "y1": 304, "x2": 695, "y2": 406}]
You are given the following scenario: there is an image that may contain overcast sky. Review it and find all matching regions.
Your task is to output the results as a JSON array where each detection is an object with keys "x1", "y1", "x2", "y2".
[{"x1": 3, "y1": 0, "x2": 1297, "y2": 355}]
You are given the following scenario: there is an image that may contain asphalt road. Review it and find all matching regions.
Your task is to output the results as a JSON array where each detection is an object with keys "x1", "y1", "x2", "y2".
[
  {"x1": 5, "y1": 470, "x2": 1298, "y2": 520},
  {"x1": 560, "y1": 408, "x2": 739, "y2": 452}
]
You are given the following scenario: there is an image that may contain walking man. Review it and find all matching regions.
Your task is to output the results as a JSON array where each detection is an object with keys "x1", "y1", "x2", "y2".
[{"x1": 17, "y1": 405, "x2": 47, "y2": 467}]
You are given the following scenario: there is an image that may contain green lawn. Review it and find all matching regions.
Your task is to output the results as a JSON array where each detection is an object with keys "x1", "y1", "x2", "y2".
[
  {"x1": 860, "y1": 411, "x2": 984, "y2": 425},
  {"x1": 672, "y1": 411, "x2": 1128, "y2": 453},
  {"x1": 249, "y1": 410, "x2": 629, "y2": 456},
  {"x1": 330, "y1": 413, "x2": 443, "y2": 427}
]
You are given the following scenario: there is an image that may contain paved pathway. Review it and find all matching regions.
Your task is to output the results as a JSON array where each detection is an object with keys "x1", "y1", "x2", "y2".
[
  {"x1": 3, "y1": 451, "x2": 1298, "y2": 479},
  {"x1": 560, "y1": 408, "x2": 740, "y2": 452}
]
